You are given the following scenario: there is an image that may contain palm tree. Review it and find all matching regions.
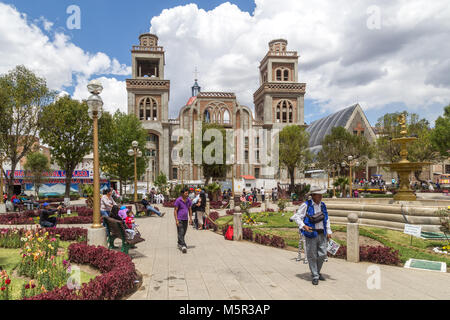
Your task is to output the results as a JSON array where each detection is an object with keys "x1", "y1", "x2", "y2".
[{"x1": 333, "y1": 177, "x2": 349, "y2": 198}]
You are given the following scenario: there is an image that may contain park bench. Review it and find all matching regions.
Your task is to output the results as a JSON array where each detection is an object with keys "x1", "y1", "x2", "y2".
[
  {"x1": 134, "y1": 202, "x2": 160, "y2": 217},
  {"x1": 134, "y1": 202, "x2": 148, "y2": 216},
  {"x1": 104, "y1": 217, "x2": 145, "y2": 254}
]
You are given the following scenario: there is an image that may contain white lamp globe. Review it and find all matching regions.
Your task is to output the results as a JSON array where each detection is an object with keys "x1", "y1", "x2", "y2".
[
  {"x1": 87, "y1": 80, "x2": 103, "y2": 95},
  {"x1": 132, "y1": 141, "x2": 139, "y2": 148},
  {"x1": 128, "y1": 149, "x2": 135, "y2": 157}
]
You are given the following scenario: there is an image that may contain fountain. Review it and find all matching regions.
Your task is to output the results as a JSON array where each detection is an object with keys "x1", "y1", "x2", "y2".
[{"x1": 381, "y1": 113, "x2": 431, "y2": 201}]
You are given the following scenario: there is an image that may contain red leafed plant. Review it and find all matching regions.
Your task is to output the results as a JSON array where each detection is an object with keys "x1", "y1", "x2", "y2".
[
  {"x1": 25, "y1": 243, "x2": 137, "y2": 300},
  {"x1": 330, "y1": 245, "x2": 400, "y2": 266}
]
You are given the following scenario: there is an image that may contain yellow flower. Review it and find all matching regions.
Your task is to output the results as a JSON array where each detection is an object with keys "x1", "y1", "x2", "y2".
[
  {"x1": 38, "y1": 238, "x2": 43, "y2": 243},
  {"x1": 48, "y1": 244, "x2": 54, "y2": 250}
]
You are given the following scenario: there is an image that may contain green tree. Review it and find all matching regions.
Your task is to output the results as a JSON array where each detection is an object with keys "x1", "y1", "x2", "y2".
[
  {"x1": 39, "y1": 96, "x2": 93, "y2": 199},
  {"x1": 191, "y1": 123, "x2": 230, "y2": 184},
  {"x1": 98, "y1": 111, "x2": 148, "y2": 194},
  {"x1": 24, "y1": 152, "x2": 50, "y2": 198},
  {"x1": 279, "y1": 125, "x2": 312, "y2": 193},
  {"x1": 154, "y1": 172, "x2": 168, "y2": 195},
  {"x1": 431, "y1": 105, "x2": 450, "y2": 158},
  {"x1": 0, "y1": 65, "x2": 54, "y2": 197},
  {"x1": 317, "y1": 127, "x2": 373, "y2": 178}
]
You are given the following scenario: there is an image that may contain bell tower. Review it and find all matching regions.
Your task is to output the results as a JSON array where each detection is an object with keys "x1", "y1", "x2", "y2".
[
  {"x1": 253, "y1": 39, "x2": 306, "y2": 126},
  {"x1": 126, "y1": 33, "x2": 171, "y2": 180},
  {"x1": 127, "y1": 33, "x2": 170, "y2": 122}
]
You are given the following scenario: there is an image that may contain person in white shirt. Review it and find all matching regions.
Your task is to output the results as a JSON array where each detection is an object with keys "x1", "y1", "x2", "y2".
[
  {"x1": 291, "y1": 187, "x2": 332, "y2": 286},
  {"x1": 261, "y1": 187, "x2": 265, "y2": 202}
]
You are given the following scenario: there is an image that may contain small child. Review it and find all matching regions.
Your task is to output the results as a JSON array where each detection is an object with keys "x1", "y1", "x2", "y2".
[{"x1": 125, "y1": 210, "x2": 137, "y2": 240}]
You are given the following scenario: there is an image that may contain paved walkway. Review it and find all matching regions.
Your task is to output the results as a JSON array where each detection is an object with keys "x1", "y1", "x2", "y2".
[{"x1": 127, "y1": 207, "x2": 450, "y2": 300}]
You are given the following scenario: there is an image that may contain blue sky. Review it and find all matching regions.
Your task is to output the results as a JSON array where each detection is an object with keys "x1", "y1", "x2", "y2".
[{"x1": 1, "y1": 0, "x2": 449, "y2": 126}]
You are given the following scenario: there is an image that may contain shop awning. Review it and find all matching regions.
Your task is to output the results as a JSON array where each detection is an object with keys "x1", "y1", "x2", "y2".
[{"x1": 241, "y1": 175, "x2": 256, "y2": 180}]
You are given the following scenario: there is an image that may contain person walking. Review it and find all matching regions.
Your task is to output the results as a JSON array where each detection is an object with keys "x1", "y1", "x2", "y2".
[
  {"x1": 193, "y1": 190, "x2": 207, "y2": 230},
  {"x1": 291, "y1": 186, "x2": 332, "y2": 286},
  {"x1": 261, "y1": 187, "x2": 265, "y2": 202},
  {"x1": 174, "y1": 188, "x2": 193, "y2": 254}
]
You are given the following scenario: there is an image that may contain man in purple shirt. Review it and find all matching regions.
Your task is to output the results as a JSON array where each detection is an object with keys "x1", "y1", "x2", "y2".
[{"x1": 174, "y1": 188, "x2": 193, "y2": 253}]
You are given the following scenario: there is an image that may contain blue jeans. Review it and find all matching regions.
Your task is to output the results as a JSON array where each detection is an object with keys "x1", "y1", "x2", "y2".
[
  {"x1": 146, "y1": 206, "x2": 161, "y2": 217},
  {"x1": 101, "y1": 210, "x2": 110, "y2": 231}
]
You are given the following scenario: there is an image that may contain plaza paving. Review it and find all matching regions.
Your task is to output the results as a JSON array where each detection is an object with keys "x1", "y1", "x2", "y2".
[
  {"x1": 127, "y1": 206, "x2": 450, "y2": 300},
  {"x1": 1, "y1": 204, "x2": 449, "y2": 300}
]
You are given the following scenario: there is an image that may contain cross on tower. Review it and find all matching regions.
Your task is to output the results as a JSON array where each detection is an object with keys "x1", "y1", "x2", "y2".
[
  {"x1": 354, "y1": 122, "x2": 365, "y2": 136},
  {"x1": 194, "y1": 67, "x2": 199, "y2": 81}
]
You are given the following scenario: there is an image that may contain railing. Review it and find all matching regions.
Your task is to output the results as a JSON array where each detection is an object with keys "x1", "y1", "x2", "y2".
[
  {"x1": 269, "y1": 50, "x2": 297, "y2": 56},
  {"x1": 132, "y1": 46, "x2": 164, "y2": 52}
]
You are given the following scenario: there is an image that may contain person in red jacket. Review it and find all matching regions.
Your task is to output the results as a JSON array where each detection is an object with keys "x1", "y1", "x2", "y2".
[{"x1": 125, "y1": 210, "x2": 136, "y2": 240}]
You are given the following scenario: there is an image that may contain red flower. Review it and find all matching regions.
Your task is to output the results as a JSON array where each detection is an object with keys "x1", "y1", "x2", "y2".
[
  {"x1": 5, "y1": 279, "x2": 11, "y2": 285},
  {"x1": 25, "y1": 284, "x2": 30, "y2": 289},
  {"x1": 1, "y1": 287, "x2": 5, "y2": 291},
  {"x1": 31, "y1": 284, "x2": 36, "y2": 289}
]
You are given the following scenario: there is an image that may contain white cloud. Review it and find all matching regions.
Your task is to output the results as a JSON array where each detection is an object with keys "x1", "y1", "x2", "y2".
[
  {"x1": 72, "y1": 76, "x2": 127, "y2": 114},
  {"x1": 148, "y1": 0, "x2": 450, "y2": 122},
  {"x1": 0, "y1": 2, "x2": 130, "y2": 95}
]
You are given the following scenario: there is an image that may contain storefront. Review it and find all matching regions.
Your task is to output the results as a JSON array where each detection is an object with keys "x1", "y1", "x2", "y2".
[{"x1": 5, "y1": 170, "x2": 110, "y2": 196}]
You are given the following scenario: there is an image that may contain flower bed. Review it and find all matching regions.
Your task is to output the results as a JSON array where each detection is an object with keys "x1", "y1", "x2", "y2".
[
  {"x1": 26, "y1": 243, "x2": 137, "y2": 300},
  {"x1": 163, "y1": 201, "x2": 175, "y2": 208},
  {"x1": 240, "y1": 228, "x2": 286, "y2": 249},
  {"x1": 226, "y1": 209, "x2": 235, "y2": 216},
  {"x1": 331, "y1": 245, "x2": 401, "y2": 265},
  {"x1": 0, "y1": 228, "x2": 87, "y2": 248},
  {"x1": 0, "y1": 211, "x2": 96, "y2": 226}
]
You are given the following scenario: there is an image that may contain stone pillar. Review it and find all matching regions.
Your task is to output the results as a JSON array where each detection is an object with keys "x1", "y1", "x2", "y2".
[
  {"x1": 0, "y1": 203, "x2": 5, "y2": 214},
  {"x1": 206, "y1": 198, "x2": 210, "y2": 216},
  {"x1": 233, "y1": 206, "x2": 242, "y2": 241},
  {"x1": 230, "y1": 198, "x2": 235, "y2": 210},
  {"x1": 87, "y1": 227, "x2": 107, "y2": 247},
  {"x1": 347, "y1": 213, "x2": 360, "y2": 263}
]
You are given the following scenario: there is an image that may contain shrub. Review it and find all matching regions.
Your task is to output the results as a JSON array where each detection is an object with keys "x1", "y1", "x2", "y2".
[
  {"x1": 243, "y1": 228, "x2": 253, "y2": 241},
  {"x1": 254, "y1": 233, "x2": 271, "y2": 246},
  {"x1": 163, "y1": 201, "x2": 175, "y2": 208},
  {"x1": 270, "y1": 235, "x2": 286, "y2": 248},
  {"x1": 277, "y1": 199, "x2": 288, "y2": 212},
  {"x1": 26, "y1": 243, "x2": 137, "y2": 300},
  {"x1": 331, "y1": 245, "x2": 400, "y2": 266}
]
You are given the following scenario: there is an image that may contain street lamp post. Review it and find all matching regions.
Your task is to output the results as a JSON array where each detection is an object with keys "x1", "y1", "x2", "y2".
[
  {"x1": 128, "y1": 142, "x2": 142, "y2": 203},
  {"x1": 87, "y1": 80, "x2": 104, "y2": 229},
  {"x1": 86, "y1": 80, "x2": 107, "y2": 247},
  {"x1": 341, "y1": 156, "x2": 360, "y2": 198}
]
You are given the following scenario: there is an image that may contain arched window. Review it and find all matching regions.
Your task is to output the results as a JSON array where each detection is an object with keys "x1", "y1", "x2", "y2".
[
  {"x1": 139, "y1": 97, "x2": 158, "y2": 121},
  {"x1": 284, "y1": 70, "x2": 289, "y2": 81},
  {"x1": 276, "y1": 69, "x2": 282, "y2": 81},
  {"x1": 204, "y1": 109, "x2": 211, "y2": 123},
  {"x1": 223, "y1": 109, "x2": 230, "y2": 124},
  {"x1": 276, "y1": 100, "x2": 293, "y2": 124},
  {"x1": 289, "y1": 106, "x2": 293, "y2": 123}
]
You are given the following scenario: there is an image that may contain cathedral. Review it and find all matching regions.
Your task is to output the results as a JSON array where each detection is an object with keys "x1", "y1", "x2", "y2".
[{"x1": 126, "y1": 33, "x2": 378, "y2": 185}]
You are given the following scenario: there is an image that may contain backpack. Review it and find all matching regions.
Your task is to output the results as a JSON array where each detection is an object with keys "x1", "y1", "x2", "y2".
[{"x1": 225, "y1": 225, "x2": 234, "y2": 241}]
